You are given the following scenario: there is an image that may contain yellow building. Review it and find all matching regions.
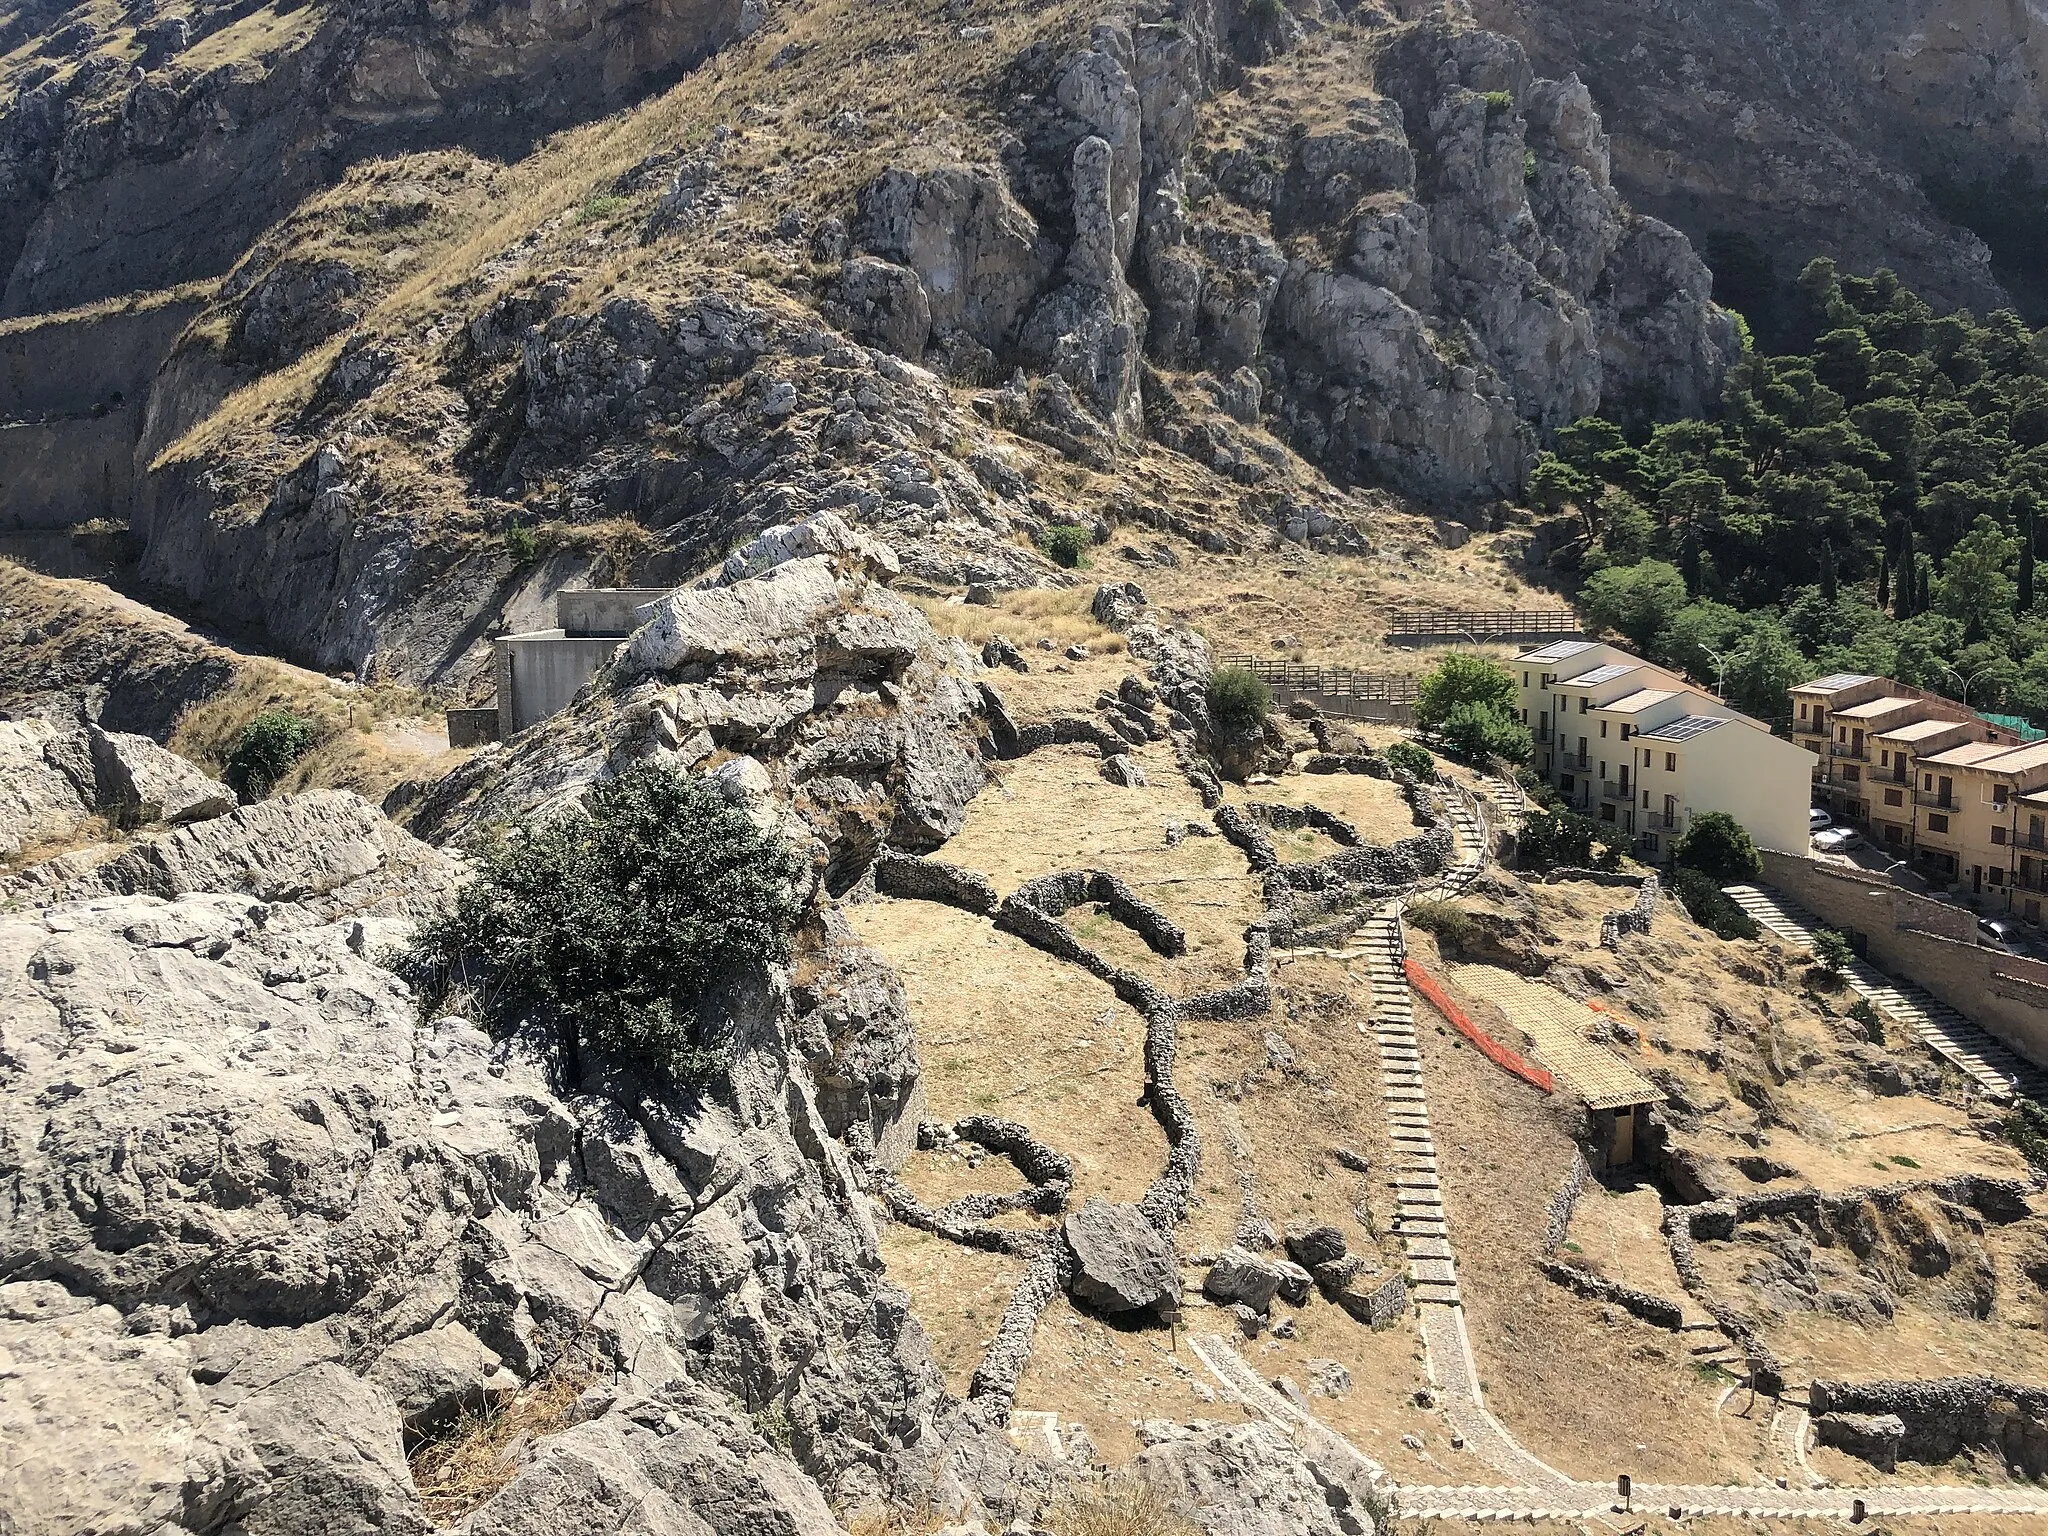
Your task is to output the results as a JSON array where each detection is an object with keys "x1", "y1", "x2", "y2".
[
  {"x1": 1514, "y1": 639, "x2": 1809, "y2": 857},
  {"x1": 1912, "y1": 738, "x2": 2048, "y2": 924},
  {"x1": 1788, "y1": 673, "x2": 2018, "y2": 833}
]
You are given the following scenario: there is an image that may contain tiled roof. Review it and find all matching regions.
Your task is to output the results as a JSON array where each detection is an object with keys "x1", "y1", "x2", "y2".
[
  {"x1": 1601, "y1": 688, "x2": 1680, "y2": 715},
  {"x1": 1832, "y1": 695, "x2": 1923, "y2": 720},
  {"x1": 1920, "y1": 740, "x2": 2017, "y2": 768}
]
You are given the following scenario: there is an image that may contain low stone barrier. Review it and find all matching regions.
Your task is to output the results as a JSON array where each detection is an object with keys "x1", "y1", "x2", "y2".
[
  {"x1": 872, "y1": 850, "x2": 1000, "y2": 914},
  {"x1": 1538, "y1": 1259, "x2": 1686, "y2": 1329},
  {"x1": 1539, "y1": 1151, "x2": 1590, "y2": 1259},
  {"x1": 1808, "y1": 1377, "x2": 2048, "y2": 1475},
  {"x1": 1600, "y1": 873, "x2": 1659, "y2": 949}
]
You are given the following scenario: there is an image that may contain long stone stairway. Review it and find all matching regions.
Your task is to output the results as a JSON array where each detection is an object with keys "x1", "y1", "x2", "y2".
[{"x1": 1723, "y1": 884, "x2": 2046, "y2": 1102}]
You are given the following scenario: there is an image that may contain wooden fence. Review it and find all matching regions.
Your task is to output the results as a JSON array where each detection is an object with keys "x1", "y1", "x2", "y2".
[
  {"x1": 1383, "y1": 607, "x2": 1582, "y2": 644},
  {"x1": 1213, "y1": 654, "x2": 1418, "y2": 723}
]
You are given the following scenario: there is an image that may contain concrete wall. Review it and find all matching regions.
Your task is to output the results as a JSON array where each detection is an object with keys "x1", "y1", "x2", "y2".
[
  {"x1": 1759, "y1": 850, "x2": 2048, "y2": 1070},
  {"x1": 0, "y1": 296, "x2": 207, "y2": 536},
  {"x1": 495, "y1": 632, "x2": 624, "y2": 737},
  {"x1": 1265, "y1": 683, "x2": 1414, "y2": 726},
  {"x1": 446, "y1": 708, "x2": 501, "y2": 748},
  {"x1": 557, "y1": 588, "x2": 673, "y2": 636}
]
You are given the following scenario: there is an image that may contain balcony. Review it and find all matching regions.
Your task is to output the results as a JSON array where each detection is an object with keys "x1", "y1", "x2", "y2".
[
  {"x1": 1830, "y1": 741, "x2": 1866, "y2": 759},
  {"x1": 1914, "y1": 792, "x2": 1956, "y2": 811},
  {"x1": 1602, "y1": 779, "x2": 1634, "y2": 803},
  {"x1": 1560, "y1": 752, "x2": 1589, "y2": 771}
]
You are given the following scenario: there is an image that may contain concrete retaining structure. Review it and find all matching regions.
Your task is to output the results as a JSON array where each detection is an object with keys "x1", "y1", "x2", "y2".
[
  {"x1": 1809, "y1": 1377, "x2": 2048, "y2": 1476},
  {"x1": 1757, "y1": 850, "x2": 2048, "y2": 1069}
]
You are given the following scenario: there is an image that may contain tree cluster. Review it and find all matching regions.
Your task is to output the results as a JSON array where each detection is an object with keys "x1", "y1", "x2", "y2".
[{"x1": 1533, "y1": 260, "x2": 2048, "y2": 725}]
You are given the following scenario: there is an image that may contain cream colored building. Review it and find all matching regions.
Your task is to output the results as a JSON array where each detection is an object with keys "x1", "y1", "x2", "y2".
[
  {"x1": 1513, "y1": 639, "x2": 1810, "y2": 857},
  {"x1": 1911, "y1": 738, "x2": 2048, "y2": 924},
  {"x1": 1788, "y1": 673, "x2": 2018, "y2": 836}
]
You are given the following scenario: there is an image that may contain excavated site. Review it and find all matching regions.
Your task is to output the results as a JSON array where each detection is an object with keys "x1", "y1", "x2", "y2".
[{"x1": 1, "y1": 0, "x2": 2046, "y2": 1531}]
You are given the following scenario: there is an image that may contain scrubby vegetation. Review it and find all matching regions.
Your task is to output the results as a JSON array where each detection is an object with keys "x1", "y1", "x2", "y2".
[
  {"x1": 1533, "y1": 261, "x2": 2048, "y2": 725},
  {"x1": 224, "y1": 709, "x2": 317, "y2": 800},
  {"x1": 1517, "y1": 805, "x2": 1628, "y2": 871},
  {"x1": 1403, "y1": 898, "x2": 1475, "y2": 946},
  {"x1": 405, "y1": 764, "x2": 804, "y2": 1087},
  {"x1": 1415, "y1": 655, "x2": 1531, "y2": 765},
  {"x1": 1041, "y1": 523, "x2": 1092, "y2": 569},
  {"x1": 1206, "y1": 664, "x2": 1271, "y2": 736},
  {"x1": 1383, "y1": 739, "x2": 1438, "y2": 782},
  {"x1": 1809, "y1": 927, "x2": 1854, "y2": 976},
  {"x1": 1670, "y1": 867, "x2": 1761, "y2": 941},
  {"x1": 1674, "y1": 811, "x2": 1764, "y2": 884}
]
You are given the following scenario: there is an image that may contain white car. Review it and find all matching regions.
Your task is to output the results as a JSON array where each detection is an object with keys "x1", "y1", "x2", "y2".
[
  {"x1": 1812, "y1": 826, "x2": 1862, "y2": 854},
  {"x1": 1809, "y1": 807, "x2": 1833, "y2": 832}
]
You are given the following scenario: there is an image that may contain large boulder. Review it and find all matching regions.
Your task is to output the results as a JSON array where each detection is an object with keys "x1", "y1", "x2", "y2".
[
  {"x1": 1064, "y1": 1198, "x2": 1181, "y2": 1316},
  {"x1": 1814, "y1": 1411, "x2": 1906, "y2": 1473},
  {"x1": 87, "y1": 721, "x2": 235, "y2": 826},
  {"x1": 1202, "y1": 1247, "x2": 1285, "y2": 1313},
  {"x1": 1133, "y1": 1418, "x2": 1384, "y2": 1536}
]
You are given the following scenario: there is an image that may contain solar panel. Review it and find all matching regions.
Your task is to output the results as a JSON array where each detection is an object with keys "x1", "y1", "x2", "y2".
[{"x1": 1637, "y1": 714, "x2": 1725, "y2": 742}]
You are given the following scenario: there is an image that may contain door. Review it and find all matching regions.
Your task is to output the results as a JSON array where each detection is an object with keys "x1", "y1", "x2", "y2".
[
  {"x1": 1612, "y1": 1108, "x2": 1636, "y2": 1166},
  {"x1": 1974, "y1": 866, "x2": 1984, "y2": 894}
]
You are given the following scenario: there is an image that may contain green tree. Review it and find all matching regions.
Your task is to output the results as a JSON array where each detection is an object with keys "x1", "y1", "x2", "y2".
[
  {"x1": 404, "y1": 764, "x2": 804, "y2": 1088},
  {"x1": 1041, "y1": 524, "x2": 1090, "y2": 568},
  {"x1": 225, "y1": 711, "x2": 318, "y2": 801},
  {"x1": 1809, "y1": 929, "x2": 1853, "y2": 976},
  {"x1": 1207, "y1": 666, "x2": 1271, "y2": 736},
  {"x1": 1936, "y1": 514, "x2": 2019, "y2": 638},
  {"x1": 1674, "y1": 811, "x2": 1764, "y2": 884},
  {"x1": 1415, "y1": 654, "x2": 1518, "y2": 726},
  {"x1": 1580, "y1": 560, "x2": 1689, "y2": 650},
  {"x1": 1383, "y1": 740, "x2": 1438, "y2": 782},
  {"x1": 1721, "y1": 621, "x2": 1808, "y2": 722},
  {"x1": 1527, "y1": 453, "x2": 1592, "y2": 517},
  {"x1": 1435, "y1": 700, "x2": 1534, "y2": 764}
]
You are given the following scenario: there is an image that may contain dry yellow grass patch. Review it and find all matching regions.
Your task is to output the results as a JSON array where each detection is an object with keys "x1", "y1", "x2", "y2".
[
  {"x1": 874, "y1": 1223, "x2": 1027, "y2": 1398},
  {"x1": 407, "y1": 1367, "x2": 591, "y2": 1524},
  {"x1": 1042, "y1": 1474, "x2": 1199, "y2": 1536}
]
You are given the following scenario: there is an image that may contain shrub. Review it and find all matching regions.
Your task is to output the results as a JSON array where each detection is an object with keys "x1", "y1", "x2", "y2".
[
  {"x1": 1674, "y1": 811, "x2": 1763, "y2": 884},
  {"x1": 1404, "y1": 898, "x2": 1474, "y2": 948},
  {"x1": 1045, "y1": 1475, "x2": 1199, "y2": 1536},
  {"x1": 1671, "y1": 866, "x2": 1760, "y2": 941},
  {"x1": 1384, "y1": 739, "x2": 1438, "y2": 782},
  {"x1": 1809, "y1": 928, "x2": 1853, "y2": 976},
  {"x1": 2003, "y1": 1098, "x2": 2048, "y2": 1173},
  {"x1": 1435, "y1": 699, "x2": 1533, "y2": 765},
  {"x1": 404, "y1": 764, "x2": 804, "y2": 1088},
  {"x1": 1415, "y1": 654, "x2": 1517, "y2": 727},
  {"x1": 1041, "y1": 523, "x2": 1090, "y2": 568},
  {"x1": 1516, "y1": 806, "x2": 1625, "y2": 870},
  {"x1": 224, "y1": 710, "x2": 318, "y2": 800},
  {"x1": 1482, "y1": 89, "x2": 1515, "y2": 118},
  {"x1": 505, "y1": 520, "x2": 538, "y2": 565},
  {"x1": 1847, "y1": 997, "x2": 1884, "y2": 1042},
  {"x1": 1206, "y1": 665, "x2": 1271, "y2": 737}
]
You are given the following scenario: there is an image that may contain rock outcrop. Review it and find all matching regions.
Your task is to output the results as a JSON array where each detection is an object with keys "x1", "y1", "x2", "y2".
[{"x1": 0, "y1": 702, "x2": 232, "y2": 858}]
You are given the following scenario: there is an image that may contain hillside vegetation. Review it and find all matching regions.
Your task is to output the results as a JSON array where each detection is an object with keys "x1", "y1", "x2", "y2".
[{"x1": 1534, "y1": 261, "x2": 2048, "y2": 724}]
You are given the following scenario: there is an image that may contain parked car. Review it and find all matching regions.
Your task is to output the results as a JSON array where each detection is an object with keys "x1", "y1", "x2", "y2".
[
  {"x1": 1809, "y1": 807, "x2": 1833, "y2": 831},
  {"x1": 1978, "y1": 917, "x2": 2019, "y2": 952},
  {"x1": 1813, "y1": 826, "x2": 1862, "y2": 853}
]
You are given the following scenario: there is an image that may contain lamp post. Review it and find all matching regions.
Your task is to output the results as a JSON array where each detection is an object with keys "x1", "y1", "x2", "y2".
[
  {"x1": 1696, "y1": 644, "x2": 1730, "y2": 700},
  {"x1": 1936, "y1": 663, "x2": 1997, "y2": 709}
]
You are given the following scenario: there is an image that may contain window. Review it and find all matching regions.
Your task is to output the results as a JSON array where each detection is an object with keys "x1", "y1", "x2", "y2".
[
  {"x1": 1521, "y1": 708, "x2": 1529, "y2": 723},
  {"x1": 1600, "y1": 802, "x2": 1616, "y2": 823},
  {"x1": 1843, "y1": 765, "x2": 1860, "y2": 782},
  {"x1": 1993, "y1": 825, "x2": 2008, "y2": 845},
  {"x1": 1991, "y1": 866, "x2": 2006, "y2": 886},
  {"x1": 1928, "y1": 813, "x2": 1950, "y2": 833},
  {"x1": 1665, "y1": 753, "x2": 1677, "y2": 772},
  {"x1": 1643, "y1": 748, "x2": 1652, "y2": 767},
  {"x1": 1799, "y1": 702, "x2": 1808, "y2": 721},
  {"x1": 1600, "y1": 721, "x2": 1609, "y2": 738},
  {"x1": 1641, "y1": 790, "x2": 1650, "y2": 808},
  {"x1": 1994, "y1": 784, "x2": 2009, "y2": 807},
  {"x1": 2028, "y1": 900, "x2": 2041, "y2": 924},
  {"x1": 1880, "y1": 750, "x2": 1889, "y2": 767},
  {"x1": 1523, "y1": 672, "x2": 1530, "y2": 687},
  {"x1": 1884, "y1": 788, "x2": 1903, "y2": 807},
  {"x1": 1579, "y1": 697, "x2": 1589, "y2": 713},
  {"x1": 1924, "y1": 773, "x2": 1934, "y2": 790}
]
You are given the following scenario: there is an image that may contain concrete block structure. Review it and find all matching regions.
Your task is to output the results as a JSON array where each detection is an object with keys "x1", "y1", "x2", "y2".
[
  {"x1": 1514, "y1": 638, "x2": 1810, "y2": 857},
  {"x1": 461, "y1": 587, "x2": 674, "y2": 742}
]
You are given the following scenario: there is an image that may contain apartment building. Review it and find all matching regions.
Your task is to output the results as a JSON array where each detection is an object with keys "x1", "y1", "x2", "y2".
[
  {"x1": 1788, "y1": 674, "x2": 2020, "y2": 838},
  {"x1": 1910, "y1": 738, "x2": 2048, "y2": 923},
  {"x1": 1513, "y1": 639, "x2": 1810, "y2": 856}
]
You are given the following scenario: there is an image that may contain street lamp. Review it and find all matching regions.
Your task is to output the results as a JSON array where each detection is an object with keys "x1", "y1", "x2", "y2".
[
  {"x1": 1696, "y1": 645, "x2": 1730, "y2": 699},
  {"x1": 1936, "y1": 663, "x2": 1998, "y2": 708}
]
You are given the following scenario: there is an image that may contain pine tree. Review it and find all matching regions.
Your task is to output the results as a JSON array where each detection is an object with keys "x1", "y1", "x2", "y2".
[
  {"x1": 2021, "y1": 501, "x2": 2038, "y2": 614},
  {"x1": 1820, "y1": 539, "x2": 1838, "y2": 602},
  {"x1": 1895, "y1": 524, "x2": 1917, "y2": 620},
  {"x1": 1877, "y1": 549, "x2": 1890, "y2": 611}
]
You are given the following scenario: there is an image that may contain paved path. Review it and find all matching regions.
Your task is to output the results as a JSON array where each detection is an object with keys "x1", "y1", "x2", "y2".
[
  {"x1": 1201, "y1": 792, "x2": 2048, "y2": 1523},
  {"x1": 1724, "y1": 883, "x2": 2046, "y2": 1101}
]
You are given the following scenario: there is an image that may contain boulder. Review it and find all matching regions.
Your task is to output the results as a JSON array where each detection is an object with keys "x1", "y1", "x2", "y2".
[
  {"x1": 1284, "y1": 1223, "x2": 1347, "y2": 1270},
  {"x1": 368, "y1": 1322, "x2": 516, "y2": 1434},
  {"x1": 1064, "y1": 1198, "x2": 1180, "y2": 1316},
  {"x1": 1814, "y1": 1411, "x2": 1906, "y2": 1473},
  {"x1": 1090, "y1": 580, "x2": 1149, "y2": 631},
  {"x1": 1133, "y1": 1418, "x2": 1384, "y2": 1536},
  {"x1": 1272, "y1": 1259, "x2": 1313, "y2": 1307},
  {"x1": 1202, "y1": 1245, "x2": 1284, "y2": 1313},
  {"x1": 87, "y1": 722, "x2": 235, "y2": 826}
]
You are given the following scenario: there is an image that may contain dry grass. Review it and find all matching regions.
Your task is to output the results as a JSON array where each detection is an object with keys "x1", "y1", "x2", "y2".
[
  {"x1": 0, "y1": 279, "x2": 217, "y2": 339},
  {"x1": 912, "y1": 584, "x2": 1127, "y2": 655},
  {"x1": 407, "y1": 1367, "x2": 591, "y2": 1525},
  {"x1": 1043, "y1": 1476, "x2": 1198, "y2": 1536}
]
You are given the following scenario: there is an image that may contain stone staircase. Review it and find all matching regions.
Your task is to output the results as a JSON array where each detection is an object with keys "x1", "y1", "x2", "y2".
[{"x1": 1723, "y1": 884, "x2": 2046, "y2": 1102}]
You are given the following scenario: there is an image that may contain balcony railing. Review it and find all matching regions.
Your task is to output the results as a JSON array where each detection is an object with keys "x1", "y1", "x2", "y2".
[
  {"x1": 1560, "y1": 753, "x2": 1589, "y2": 771},
  {"x1": 1915, "y1": 792, "x2": 1956, "y2": 811},
  {"x1": 1602, "y1": 780, "x2": 1633, "y2": 802},
  {"x1": 1830, "y1": 741, "x2": 1866, "y2": 759}
]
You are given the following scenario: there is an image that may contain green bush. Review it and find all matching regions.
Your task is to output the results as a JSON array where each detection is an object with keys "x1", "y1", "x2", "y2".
[
  {"x1": 1384, "y1": 739, "x2": 1438, "y2": 782},
  {"x1": 2003, "y1": 1098, "x2": 2048, "y2": 1173},
  {"x1": 1207, "y1": 665, "x2": 1271, "y2": 737},
  {"x1": 1519, "y1": 806, "x2": 1626, "y2": 871},
  {"x1": 1847, "y1": 998, "x2": 1884, "y2": 1042},
  {"x1": 1041, "y1": 524, "x2": 1090, "y2": 568},
  {"x1": 225, "y1": 710, "x2": 318, "y2": 801},
  {"x1": 1673, "y1": 811, "x2": 1764, "y2": 884},
  {"x1": 1810, "y1": 928, "x2": 1853, "y2": 976},
  {"x1": 1415, "y1": 655, "x2": 1530, "y2": 765},
  {"x1": 1482, "y1": 89, "x2": 1515, "y2": 118},
  {"x1": 404, "y1": 764, "x2": 804, "y2": 1088},
  {"x1": 1435, "y1": 700, "x2": 1534, "y2": 765},
  {"x1": 1670, "y1": 867, "x2": 1761, "y2": 941},
  {"x1": 1403, "y1": 898, "x2": 1473, "y2": 948},
  {"x1": 505, "y1": 521, "x2": 538, "y2": 565}
]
